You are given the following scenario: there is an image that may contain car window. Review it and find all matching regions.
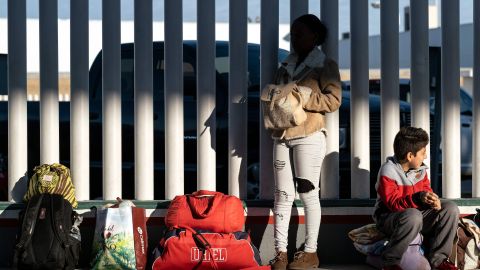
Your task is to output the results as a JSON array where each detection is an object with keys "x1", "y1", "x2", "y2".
[
  {"x1": 121, "y1": 58, "x2": 134, "y2": 101},
  {"x1": 215, "y1": 56, "x2": 229, "y2": 75},
  {"x1": 91, "y1": 51, "x2": 196, "y2": 102},
  {"x1": 91, "y1": 44, "x2": 289, "y2": 102},
  {"x1": 155, "y1": 59, "x2": 196, "y2": 100},
  {"x1": 429, "y1": 89, "x2": 473, "y2": 115},
  {"x1": 214, "y1": 44, "x2": 289, "y2": 94},
  {"x1": 460, "y1": 89, "x2": 472, "y2": 115},
  {"x1": 400, "y1": 84, "x2": 411, "y2": 102}
]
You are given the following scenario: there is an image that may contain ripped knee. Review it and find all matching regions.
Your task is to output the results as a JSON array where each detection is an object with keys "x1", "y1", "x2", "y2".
[
  {"x1": 274, "y1": 188, "x2": 291, "y2": 202},
  {"x1": 295, "y1": 178, "x2": 315, "y2": 193}
]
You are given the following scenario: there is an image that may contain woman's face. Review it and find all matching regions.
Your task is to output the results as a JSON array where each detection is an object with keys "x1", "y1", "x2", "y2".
[{"x1": 290, "y1": 21, "x2": 317, "y2": 56}]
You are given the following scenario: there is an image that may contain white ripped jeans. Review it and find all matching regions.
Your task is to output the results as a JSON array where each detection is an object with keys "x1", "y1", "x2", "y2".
[{"x1": 273, "y1": 131, "x2": 326, "y2": 253}]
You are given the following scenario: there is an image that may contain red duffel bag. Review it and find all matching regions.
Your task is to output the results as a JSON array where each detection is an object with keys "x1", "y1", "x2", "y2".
[
  {"x1": 165, "y1": 190, "x2": 245, "y2": 233},
  {"x1": 151, "y1": 227, "x2": 263, "y2": 270}
]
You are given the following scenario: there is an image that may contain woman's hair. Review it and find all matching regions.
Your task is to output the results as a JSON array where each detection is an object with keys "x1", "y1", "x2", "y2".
[
  {"x1": 393, "y1": 127, "x2": 429, "y2": 163},
  {"x1": 293, "y1": 14, "x2": 328, "y2": 46}
]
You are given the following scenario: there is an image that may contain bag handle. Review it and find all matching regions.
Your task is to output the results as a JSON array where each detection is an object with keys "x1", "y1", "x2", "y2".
[
  {"x1": 176, "y1": 226, "x2": 219, "y2": 270},
  {"x1": 192, "y1": 190, "x2": 224, "y2": 196},
  {"x1": 187, "y1": 190, "x2": 224, "y2": 218}
]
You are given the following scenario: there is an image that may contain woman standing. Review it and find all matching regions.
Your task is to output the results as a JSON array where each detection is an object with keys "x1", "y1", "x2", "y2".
[{"x1": 267, "y1": 14, "x2": 342, "y2": 270}]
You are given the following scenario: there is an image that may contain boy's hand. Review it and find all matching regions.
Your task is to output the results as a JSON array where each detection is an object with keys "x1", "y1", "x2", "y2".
[{"x1": 422, "y1": 192, "x2": 441, "y2": 210}]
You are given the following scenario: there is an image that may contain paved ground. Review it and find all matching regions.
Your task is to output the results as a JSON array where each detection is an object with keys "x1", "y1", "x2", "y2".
[
  {"x1": 317, "y1": 265, "x2": 375, "y2": 270},
  {"x1": 0, "y1": 264, "x2": 377, "y2": 270}
]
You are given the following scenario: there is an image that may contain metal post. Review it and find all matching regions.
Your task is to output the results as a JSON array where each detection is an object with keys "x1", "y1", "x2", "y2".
[
  {"x1": 7, "y1": 0, "x2": 27, "y2": 202},
  {"x1": 134, "y1": 0, "x2": 153, "y2": 200},
  {"x1": 40, "y1": 0, "x2": 59, "y2": 164},
  {"x1": 380, "y1": 0, "x2": 399, "y2": 161},
  {"x1": 473, "y1": 0, "x2": 480, "y2": 197},
  {"x1": 290, "y1": 0, "x2": 308, "y2": 24},
  {"x1": 290, "y1": 0, "x2": 308, "y2": 52},
  {"x1": 164, "y1": 0, "x2": 184, "y2": 199},
  {"x1": 259, "y1": 0, "x2": 279, "y2": 200},
  {"x1": 102, "y1": 0, "x2": 122, "y2": 200},
  {"x1": 350, "y1": 0, "x2": 370, "y2": 198},
  {"x1": 197, "y1": 0, "x2": 216, "y2": 191},
  {"x1": 70, "y1": 0, "x2": 90, "y2": 200},
  {"x1": 441, "y1": 0, "x2": 461, "y2": 198},
  {"x1": 320, "y1": 0, "x2": 339, "y2": 199},
  {"x1": 229, "y1": 0, "x2": 248, "y2": 198},
  {"x1": 410, "y1": 0, "x2": 430, "y2": 169}
]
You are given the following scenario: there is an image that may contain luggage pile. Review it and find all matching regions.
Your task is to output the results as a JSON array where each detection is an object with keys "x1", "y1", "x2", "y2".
[
  {"x1": 152, "y1": 190, "x2": 266, "y2": 270},
  {"x1": 14, "y1": 163, "x2": 82, "y2": 270}
]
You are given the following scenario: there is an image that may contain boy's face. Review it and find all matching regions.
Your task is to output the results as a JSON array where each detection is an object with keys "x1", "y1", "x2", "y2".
[{"x1": 407, "y1": 147, "x2": 427, "y2": 169}]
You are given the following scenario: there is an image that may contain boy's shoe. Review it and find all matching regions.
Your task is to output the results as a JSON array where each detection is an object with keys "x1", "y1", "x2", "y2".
[
  {"x1": 434, "y1": 259, "x2": 458, "y2": 270},
  {"x1": 382, "y1": 265, "x2": 403, "y2": 270},
  {"x1": 287, "y1": 251, "x2": 319, "y2": 269},
  {"x1": 269, "y1": 251, "x2": 288, "y2": 270}
]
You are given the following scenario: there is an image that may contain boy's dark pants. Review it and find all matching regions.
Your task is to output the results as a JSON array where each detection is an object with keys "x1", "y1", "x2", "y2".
[{"x1": 376, "y1": 200, "x2": 459, "y2": 267}]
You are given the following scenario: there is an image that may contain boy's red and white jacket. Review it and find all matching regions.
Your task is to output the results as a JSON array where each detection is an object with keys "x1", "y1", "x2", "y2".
[{"x1": 373, "y1": 156, "x2": 433, "y2": 220}]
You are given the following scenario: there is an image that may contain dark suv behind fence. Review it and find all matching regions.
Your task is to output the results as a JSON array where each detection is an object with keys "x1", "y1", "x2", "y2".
[
  {"x1": 0, "y1": 43, "x2": 424, "y2": 200},
  {"x1": 87, "y1": 41, "x2": 416, "y2": 199}
]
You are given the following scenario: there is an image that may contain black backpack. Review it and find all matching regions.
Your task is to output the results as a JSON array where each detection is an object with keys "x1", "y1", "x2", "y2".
[{"x1": 14, "y1": 193, "x2": 81, "y2": 270}]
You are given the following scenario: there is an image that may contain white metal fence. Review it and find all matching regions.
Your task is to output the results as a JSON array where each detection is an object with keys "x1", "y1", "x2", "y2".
[{"x1": 5, "y1": 0, "x2": 478, "y2": 201}]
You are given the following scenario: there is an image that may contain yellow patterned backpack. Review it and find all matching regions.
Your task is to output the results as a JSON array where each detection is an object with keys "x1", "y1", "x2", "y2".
[{"x1": 24, "y1": 163, "x2": 78, "y2": 208}]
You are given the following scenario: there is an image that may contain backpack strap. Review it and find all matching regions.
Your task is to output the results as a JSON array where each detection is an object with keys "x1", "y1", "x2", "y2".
[
  {"x1": 175, "y1": 225, "x2": 219, "y2": 270},
  {"x1": 50, "y1": 195, "x2": 70, "y2": 249},
  {"x1": 16, "y1": 193, "x2": 44, "y2": 250}
]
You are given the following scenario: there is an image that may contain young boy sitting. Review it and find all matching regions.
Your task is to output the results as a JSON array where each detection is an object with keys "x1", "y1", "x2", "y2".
[{"x1": 373, "y1": 127, "x2": 459, "y2": 270}]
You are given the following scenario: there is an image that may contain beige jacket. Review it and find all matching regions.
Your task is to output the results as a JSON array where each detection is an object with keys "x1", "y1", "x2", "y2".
[{"x1": 271, "y1": 47, "x2": 342, "y2": 140}]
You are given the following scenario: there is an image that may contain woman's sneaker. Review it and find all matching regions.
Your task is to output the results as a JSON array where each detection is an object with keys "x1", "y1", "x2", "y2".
[
  {"x1": 269, "y1": 251, "x2": 288, "y2": 270},
  {"x1": 287, "y1": 251, "x2": 319, "y2": 269}
]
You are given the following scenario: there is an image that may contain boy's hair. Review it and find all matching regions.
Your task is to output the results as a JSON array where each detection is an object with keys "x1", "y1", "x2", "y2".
[{"x1": 393, "y1": 127, "x2": 429, "y2": 163}]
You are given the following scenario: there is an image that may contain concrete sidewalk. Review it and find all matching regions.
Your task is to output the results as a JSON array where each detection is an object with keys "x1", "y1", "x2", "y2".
[{"x1": 317, "y1": 265, "x2": 375, "y2": 270}]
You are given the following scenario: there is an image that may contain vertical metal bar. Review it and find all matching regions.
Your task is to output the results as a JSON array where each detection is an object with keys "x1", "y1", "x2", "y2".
[
  {"x1": 350, "y1": 0, "x2": 370, "y2": 198},
  {"x1": 290, "y1": 0, "x2": 308, "y2": 52},
  {"x1": 70, "y1": 0, "x2": 90, "y2": 200},
  {"x1": 320, "y1": 0, "x2": 339, "y2": 199},
  {"x1": 164, "y1": 0, "x2": 184, "y2": 199},
  {"x1": 473, "y1": 0, "x2": 480, "y2": 197},
  {"x1": 197, "y1": 0, "x2": 216, "y2": 191},
  {"x1": 102, "y1": 0, "x2": 122, "y2": 200},
  {"x1": 229, "y1": 0, "x2": 248, "y2": 198},
  {"x1": 441, "y1": 0, "x2": 461, "y2": 198},
  {"x1": 7, "y1": 0, "x2": 27, "y2": 202},
  {"x1": 380, "y1": 0, "x2": 399, "y2": 161},
  {"x1": 134, "y1": 0, "x2": 153, "y2": 200},
  {"x1": 410, "y1": 0, "x2": 430, "y2": 169},
  {"x1": 290, "y1": 0, "x2": 308, "y2": 24},
  {"x1": 259, "y1": 0, "x2": 279, "y2": 200},
  {"x1": 40, "y1": 0, "x2": 59, "y2": 164}
]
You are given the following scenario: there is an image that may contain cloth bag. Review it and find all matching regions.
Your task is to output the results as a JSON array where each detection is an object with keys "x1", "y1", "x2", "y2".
[
  {"x1": 365, "y1": 233, "x2": 431, "y2": 270},
  {"x1": 152, "y1": 227, "x2": 263, "y2": 270},
  {"x1": 450, "y1": 218, "x2": 480, "y2": 270},
  {"x1": 260, "y1": 68, "x2": 314, "y2": 130},
  {"x1": 24, "y1": 163, "x2": 78, "y2": 208},
  {"x1": 165, "y1": 190, "x2": 245, "y2": 233},
  {"x1": 91, "y1": 200, "x2": 148, "y2": 270}
]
